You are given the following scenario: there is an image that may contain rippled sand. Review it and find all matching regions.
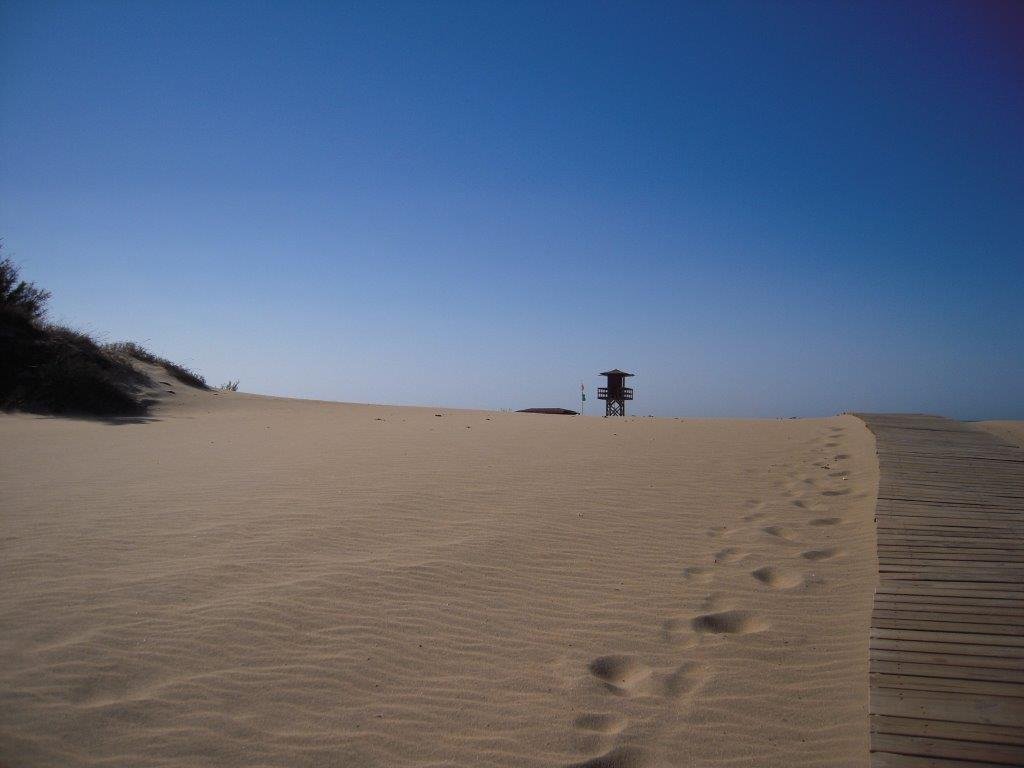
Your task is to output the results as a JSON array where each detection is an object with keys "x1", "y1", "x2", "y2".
[{"x1": 0, "y1": 389, "x2": 877, "y2": 767}]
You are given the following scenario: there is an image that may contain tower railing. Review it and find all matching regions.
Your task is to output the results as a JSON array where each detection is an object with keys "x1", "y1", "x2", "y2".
[{"x1": 597, "y1": 387, "x2": 633, "y2": 400}]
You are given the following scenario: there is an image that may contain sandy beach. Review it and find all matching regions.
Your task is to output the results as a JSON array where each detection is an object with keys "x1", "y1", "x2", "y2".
[
  {"x1": 0, "y1": 388, "x2": 878, "y2": 767},
  {"x1": 4, "y1": 2, "x2": 1022, "y2": 764}
]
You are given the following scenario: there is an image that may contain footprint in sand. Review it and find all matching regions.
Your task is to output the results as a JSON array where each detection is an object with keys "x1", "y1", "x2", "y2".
[
  {"x1": 588, "y1": 656, "x2": 703, "y2": 699},
  {"x1": 808, "y1": 517, "x2": 844, "y2": 526},
  {"x1": 821, "y1": 488, "x2": 851, "y2": 497},
  {"x1": 571, "y1": 713, "x2": 627, "y2": 759},
  {"x1": 691, "y1": 609, "x2": 768, "y2": 635},
  {"x1": 661, "y1": 660, "x2": 706, "y2": 698},
  {"x1": 588, "y1": 656, "x2": 651, "y2": 696},
  {"x1": 761, "y1": 525, "x2": 800, "y2": 543},
  {"x1": 801, "y1": 547, "x2": 842, "y2": 561},
  {"x1": 567, "y1": 745, "x2": 650, "y2": 768},
  {"x1": 742, "y1": 511, "x2": 767, "y2": 522},
  {"x1": 712, "y1": 547, "x2": 747, "y2": 564},
  {"x1": 751, "y1": 566, "x2": 804, "y2": 589},
  {"x1": 791, "y1": 498, "x2": 827, "y2": 511},
  {"x1": 682, "y1": 566, "x2": 713, "y2": 583},
  {"x1": 833, "y1": 453, "x2": 850, "y2": 461},
  {"x1": 660, "y1": 618, "x2": 700, "y2": 647},
  {"x1": 574, "y1": 713, "x2": 626, "y2": 734},
  {"x1": 824, "y1": 441, "x2": 839, "y2": 448}
]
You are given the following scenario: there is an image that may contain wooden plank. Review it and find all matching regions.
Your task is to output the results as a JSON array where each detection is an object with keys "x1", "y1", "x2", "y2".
[
  {"x1": 872, "y1": 609, "x2": 1024, "y2": 627},
  {"x1": 877, "y1": 557, "x2": 1024, "y2": 568},
  {"x1": 882, "y1": 483, "x2": 1024, "y2": 496},
  {"x1": 872, "y1": 753, "x2": 1021, "y2": 767},
  {"x1": 876, "y1": 574, "x2": 1024, "y2": 588},
  {"x1": 877, "y1": 545, "x2": 1024, "y2": 556},
  {"x1": 876, "y1": 527, "x2": 1022, "y2": 537},
  {"x1": 871, "y1": 660, "x2": 1024, "y2": 683},
  {"x1": 871, "y1": 715, "x2": 1024, "y2": 746},
  {"x1": 875, "y1": 584, "x2": 1024, "y2": 599},
  {"x1": 877, "y1": 536, "x2": 1024, "y2": 546},
  {"x1": 870, "y1": 688, "x2": 1024, "y2": 727},
  {"x1": 878, "y1": 513, "x2": 1024, "y2": 522},
  {"x1": 876, "y1": 563, "x2": 1024, "y2": 572},
  {"x1": 876, "y1": 498, "x2": 1024, "y2": 510},
  {"x1": 871, "y1": 649, "x2": 1024, "y2": 670},
  {"x1": 871, "y1": 638, "x2": 1024, "y2": 659},
  {"x1": 858, "y1": 413, "x2": 1024, "y2": 768},
  {"x1": 878, "y1": 493, "x2": 1024, "y2": 506},
  {"x1": 875, "y1": 510, "x2": 1024, "y2": 522},
  {"x1": 877, "y1": 453, "x2": 1024, "y2": 464},
  {"x1": 871, "y1": 619, "x2": 1024, "y2": 637},
  {"x1": 876, "y1": 544, "x2": 1024, "y2": 554},
  {"x1": 876, "y1": 523, "x2": 1024, "y2": 535},
  {"x1": 882, "y1": 483, "x2": 1024, "y2": 493},
  {"x1": 874, "y1": 604, "x2": 1024, "y2": 620},
  {"x1": 871, "y1": 673, "x2": 1024, "y2": 698},
  {"x1": 871, "y1": 628, "x2": 1024, "y2": 647},
  {"x1": 874, "y1": 597, "x2": 1024, "y2": 612},
  {"x1": 871, "y1": 733, "x2": 1024, "y2": 765},
  {"x1": 877, "y1": 562, "x2": 1024, "y2": 571},
  {"x1": 875, "y1": 535, "x2": 1024, "y2": 548}
]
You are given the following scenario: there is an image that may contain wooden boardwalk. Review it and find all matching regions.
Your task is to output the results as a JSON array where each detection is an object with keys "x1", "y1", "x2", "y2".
[{"x1": 855, "y1": 414, "x2": 1024, "y2": 767}]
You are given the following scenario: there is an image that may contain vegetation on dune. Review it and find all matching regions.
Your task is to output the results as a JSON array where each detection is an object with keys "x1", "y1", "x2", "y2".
[
  {"x1": 1, "y1": 255, "x2": 51, "y2": 321},
  {"x1": 104, "y1": 341, "x2": 207, "y2": 390},
  {"x1": 0, "y1": 247, "x2": 207, "y2": 415}
]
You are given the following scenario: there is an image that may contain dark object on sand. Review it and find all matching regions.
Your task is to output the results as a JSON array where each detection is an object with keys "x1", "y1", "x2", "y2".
[
  {"x1": 517, "y1": 408, "x2": 578, "y2": 415},
  {"x1": 597, "y1": 368, "x2": 634, "y2": 417}
]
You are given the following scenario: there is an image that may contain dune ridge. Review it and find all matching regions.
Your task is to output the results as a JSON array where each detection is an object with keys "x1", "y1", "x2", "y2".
[{"x1": 0, "y1": 392, "x2": 877, "y2": 767}]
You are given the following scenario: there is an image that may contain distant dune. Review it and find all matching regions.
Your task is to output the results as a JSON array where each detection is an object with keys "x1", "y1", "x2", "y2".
[
  {"x1": 517, "y1": 407, "x2": 579, "y2": 415},
  {"x1": 0, "y1": 390, "x2": 879, "y2": 767},
  {"x1": 972, "y1": 420, "x2": 1024, "y2": 449}
]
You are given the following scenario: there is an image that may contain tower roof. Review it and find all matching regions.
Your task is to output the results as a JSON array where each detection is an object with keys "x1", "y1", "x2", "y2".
[{"x1": 599, "y1": 369, "x2": 634, "y2": 377}]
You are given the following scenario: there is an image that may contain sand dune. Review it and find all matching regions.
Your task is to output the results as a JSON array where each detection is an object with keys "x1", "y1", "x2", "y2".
[
  {"x1": 0, "y1": 389, "x2": 877, "y2": 767},
  {"x1": 973, "y1": 420, "x2": 1024, "y2": 448}
]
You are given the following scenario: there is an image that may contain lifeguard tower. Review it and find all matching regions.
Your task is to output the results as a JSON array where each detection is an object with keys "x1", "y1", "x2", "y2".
[{"x1": 597, "y1": 369, "x2": 634, "y2": 417}]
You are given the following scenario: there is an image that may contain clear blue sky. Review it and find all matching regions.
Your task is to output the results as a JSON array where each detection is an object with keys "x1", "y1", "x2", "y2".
[{"x1": 1, "y1": 1, "x2": 1021, "y2": 418}]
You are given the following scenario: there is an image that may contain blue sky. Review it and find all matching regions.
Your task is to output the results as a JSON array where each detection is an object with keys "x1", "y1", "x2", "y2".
[{"x1": 1, "y1": 1, "x2": 1021, "y2": 418}]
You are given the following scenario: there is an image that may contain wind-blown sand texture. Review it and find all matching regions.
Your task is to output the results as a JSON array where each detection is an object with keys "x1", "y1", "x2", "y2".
[{"x1": 0, "y1": 390, "x2": 878, "y2": 768}]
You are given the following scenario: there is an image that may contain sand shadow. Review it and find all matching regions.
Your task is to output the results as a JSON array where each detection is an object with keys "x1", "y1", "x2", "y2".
[{"x1": 24, "y1": 411, "x2": 161, "y2": 426}]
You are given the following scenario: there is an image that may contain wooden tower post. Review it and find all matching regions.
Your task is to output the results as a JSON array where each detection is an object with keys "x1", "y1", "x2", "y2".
[{"x1": 597, "y1": 369, "x2": 634, "y2": 417}]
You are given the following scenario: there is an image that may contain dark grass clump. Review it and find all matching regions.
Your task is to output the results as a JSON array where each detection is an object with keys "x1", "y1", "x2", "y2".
[
  {"x1": 1, "y1": 249, "x2": 207, "y2": 415},
  {"x1": 0, "y1": 307, "x2": 148, "y2": 414},
  {"x1": 1, "y1": 254, "x2": 51, "y2": 322}
]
